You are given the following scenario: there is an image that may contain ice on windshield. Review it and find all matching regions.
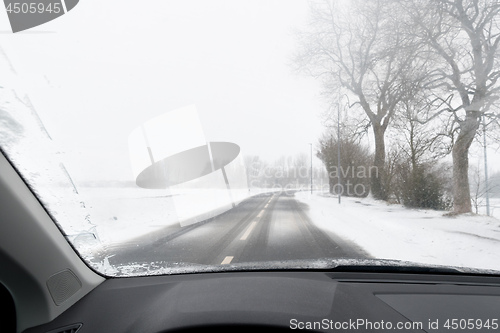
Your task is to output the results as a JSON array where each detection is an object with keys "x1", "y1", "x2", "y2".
[{"x1": 0, "y1": 0, "x2": 500, "y2": 277}]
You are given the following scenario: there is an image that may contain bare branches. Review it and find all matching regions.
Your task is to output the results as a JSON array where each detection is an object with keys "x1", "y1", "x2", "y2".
[
  {"x1": 295, "y1": 0, "x2": 415, "y2": 122},
  {"x1": 294, "y1": 0, "x2": 500, "y2": 210}
]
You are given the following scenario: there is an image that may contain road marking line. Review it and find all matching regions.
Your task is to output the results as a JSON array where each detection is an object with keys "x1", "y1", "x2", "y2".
[
  {"x1": 257, "y1": 210, "x2": 264, "y2": 218},
  {"x1": 221, "y1": 256, "x2": 234, "y2": 264},
  {"x1": 240, "y1": 221, "x2": 257, "y2": 240}
]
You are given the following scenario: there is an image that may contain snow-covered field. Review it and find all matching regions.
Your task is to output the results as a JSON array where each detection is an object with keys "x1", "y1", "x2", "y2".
[
  {"x1": 295, "y1": 191, "x2": 500, "y2": 272},
  {"x1": 77, "y1": 186, "x2": 500, "y2": 273},
  {"x1": 74, "y1": 186, "x2": 277, "y2": 246},
  {"x1": 475, "y1": 198, "x2": 500, "y2": 219}
]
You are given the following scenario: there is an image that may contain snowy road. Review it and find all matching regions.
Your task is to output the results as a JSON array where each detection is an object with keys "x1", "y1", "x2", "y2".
[{"x1": 103, "y1": 192, "x2": 369, "y2": 268}]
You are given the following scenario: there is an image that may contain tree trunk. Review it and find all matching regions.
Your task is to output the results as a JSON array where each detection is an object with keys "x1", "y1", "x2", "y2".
[
  {"x1": 371, "y1": 124, "x2": 387, "y2": 200},
  {"x1": 451, "y1": 111, "x2": 481, "y2": 214}
]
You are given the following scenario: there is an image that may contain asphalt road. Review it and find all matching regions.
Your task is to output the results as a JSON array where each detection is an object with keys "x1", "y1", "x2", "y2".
[{"x1": 104, "y1": 192, "x2": 369, "y2": 268}]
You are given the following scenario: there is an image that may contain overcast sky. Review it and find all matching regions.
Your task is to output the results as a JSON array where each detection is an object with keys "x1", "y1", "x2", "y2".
[
  {"x1": 1, "y1": 0, "x2": 498, "y2": 182},
  {"x1": 0, "y1": 0, "x2": 329, "y2": 182}
]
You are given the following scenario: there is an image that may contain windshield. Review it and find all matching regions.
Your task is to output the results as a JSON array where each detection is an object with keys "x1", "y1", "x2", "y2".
[{"x1": 1, "y1": 0, "x2": 500, "y2": 277}]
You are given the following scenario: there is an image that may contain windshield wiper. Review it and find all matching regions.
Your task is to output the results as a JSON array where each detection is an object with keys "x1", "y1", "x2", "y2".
[
  {"x1": 328, "y1": 264, "x2": 460, "y2": 274},
  {"x1": 321, "y1": 258, "x2": 500, "y2": 276}
]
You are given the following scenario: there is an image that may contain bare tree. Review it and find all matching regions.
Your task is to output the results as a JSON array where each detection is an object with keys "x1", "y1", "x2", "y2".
[
  {"x1": 244, "y1": 155, "x2": 268, "y2": 189},
  {"x1": 295, "y1": 0, "x2": 421, "y2": 200},
  {"x1": 317, "y1": 131, "x2": 372, "y2": 197},
  {"x1": 470, "y1": 160, "x2": 500, "y2": 214},
  {"x1": 385, "y1": 87, "x2": 453, "y2": 209},
  {"x1": 403, "y1": 0, "x2": 500, "y2": 213},
  {"x1": 390, "y1": 89, "x2": 447, "y2": 169}
]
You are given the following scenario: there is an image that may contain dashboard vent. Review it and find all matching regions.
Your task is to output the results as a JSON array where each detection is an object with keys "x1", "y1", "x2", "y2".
[{"x1": 46, "y1": 323, "x2": 82, "y2": 333}]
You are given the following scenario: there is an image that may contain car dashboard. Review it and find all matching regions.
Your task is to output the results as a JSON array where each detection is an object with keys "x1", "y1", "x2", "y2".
[
  {"x1": 22, "y1": 270, "x2": 500, "y2": 333},
  {"x1": 2, "y1": 148, "x2": 500, "y2": 333}
]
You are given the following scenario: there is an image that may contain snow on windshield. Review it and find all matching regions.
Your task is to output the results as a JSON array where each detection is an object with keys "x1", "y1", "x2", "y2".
[{"x1": 0, "y1": 0, "x2": 500, "y2": 276}]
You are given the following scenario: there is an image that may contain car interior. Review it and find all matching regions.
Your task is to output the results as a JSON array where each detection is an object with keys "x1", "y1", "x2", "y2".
[
  {"x1": 2, "y1": 149, "x2": 500, "y2": 333},
  {"x1": 2, "y1": 1, "x2": 500, "y2": 332}
]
